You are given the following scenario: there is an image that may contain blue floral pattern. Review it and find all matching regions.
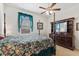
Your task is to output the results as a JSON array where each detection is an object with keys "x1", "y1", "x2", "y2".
[{"x1": 0, "y1": 39, "x2": 54, "y2": 56}]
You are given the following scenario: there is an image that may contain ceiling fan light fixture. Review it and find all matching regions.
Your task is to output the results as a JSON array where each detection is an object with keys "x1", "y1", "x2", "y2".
[
  {"x1": 45, "y1": 11, "x2": 53, "y2": 15},
  {"x1": 46, "y1": 11, "x2": 49, "y2": 15},
  {"x1": 39, "y1": 3, "x2": 61, "y2": 15},
  {"x1": 50, "y1": 11, "x2": 53, "y2": 14}
]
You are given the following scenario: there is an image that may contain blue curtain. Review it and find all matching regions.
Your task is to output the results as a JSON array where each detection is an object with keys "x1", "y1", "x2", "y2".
[{"x1": 18, "y1": 12, "x2": 33, "y2": 32}]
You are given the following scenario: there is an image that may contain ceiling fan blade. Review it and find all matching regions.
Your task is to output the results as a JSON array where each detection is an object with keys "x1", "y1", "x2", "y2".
[
  {"x1": 50, "y1": 3, "x2": 56, "y2": 8},
  {"x1": 52, "y1": 8, "x2": 61, "y2": 11},
  {"x1": 41, "y1": 11, "x2": 46, "y2": 14},
  {"x1": 39, "y1": 6, "x2": 46, "y2": 10}
]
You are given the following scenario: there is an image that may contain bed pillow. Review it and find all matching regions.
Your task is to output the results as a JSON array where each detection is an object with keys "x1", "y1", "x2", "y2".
[{"x1": 0, "y1": 36, "x2": 4, "y2": 40}]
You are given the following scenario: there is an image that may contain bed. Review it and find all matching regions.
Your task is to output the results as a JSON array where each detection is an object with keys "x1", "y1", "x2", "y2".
[{"x1": 0, "y1": 34, "x2": 55, "y2": 56}]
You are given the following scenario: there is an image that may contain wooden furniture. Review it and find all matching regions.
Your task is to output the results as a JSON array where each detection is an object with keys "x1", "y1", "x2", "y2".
[
  {"x1": 4, "y1": 13, "x2": 6, "y2": 37},
  {"x1": 49, "y1": 17, "x2": 75, "y2": 50}
]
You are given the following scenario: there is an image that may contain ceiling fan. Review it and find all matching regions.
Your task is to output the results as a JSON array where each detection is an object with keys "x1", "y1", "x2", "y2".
[{"x1": 39, "y1": 3, "x2": 61, "y2": 15}]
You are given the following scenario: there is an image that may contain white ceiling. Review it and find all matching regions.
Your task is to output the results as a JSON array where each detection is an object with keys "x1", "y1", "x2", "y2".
[{"x1": 5, "y1": 3, "x2": 78, "y2": 15}]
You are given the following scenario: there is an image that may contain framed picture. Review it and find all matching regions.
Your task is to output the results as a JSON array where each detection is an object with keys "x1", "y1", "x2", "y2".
[
  {"x1": 37, "y1": 22, "x2": 43, "y2": 30},
  {"x1": 76, "y1": 23, "x2": 79, "y2": 31},
  {"x1": 18, "y1": 12, "x2": 33, "y2": 34}
]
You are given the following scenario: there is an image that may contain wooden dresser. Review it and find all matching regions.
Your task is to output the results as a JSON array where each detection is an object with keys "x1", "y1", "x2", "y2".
[{"x1": 49, "y1": 17, "x2": 75, "y2": 50}]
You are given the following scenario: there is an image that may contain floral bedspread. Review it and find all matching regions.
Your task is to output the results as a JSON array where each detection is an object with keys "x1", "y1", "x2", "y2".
[{"x1": 0, "y1": 39, "x2": 54, "y2": 56}]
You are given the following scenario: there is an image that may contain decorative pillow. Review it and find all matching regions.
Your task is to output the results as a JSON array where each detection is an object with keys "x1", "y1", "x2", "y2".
[{"x1": 0, "y1": 36, "x2": 4, "y2": 40}]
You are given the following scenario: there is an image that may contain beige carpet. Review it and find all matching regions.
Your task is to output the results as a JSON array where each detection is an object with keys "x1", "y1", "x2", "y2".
[{"x1": 56, "y1": 45, "x2": 79, "y2": 56}]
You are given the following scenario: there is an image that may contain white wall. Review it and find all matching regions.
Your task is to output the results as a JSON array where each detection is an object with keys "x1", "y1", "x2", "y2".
[
  {"x1": 0, "y1": 4, "x2": 4, "y2": 35},
  {"x1": 4, "y1": 5, "x2": 49, "y2": 36},
  {"x1": 0, "y1": 4, "x2": 2, "y2": 34},
  {"x1": 48, "y1": 4, "x2": 79, "y2": 49}
]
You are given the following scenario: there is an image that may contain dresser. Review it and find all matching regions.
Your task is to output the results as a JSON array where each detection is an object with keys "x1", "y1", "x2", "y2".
[{"x1": 49, "y1": 17, "x2": 75, "y2": 50}]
